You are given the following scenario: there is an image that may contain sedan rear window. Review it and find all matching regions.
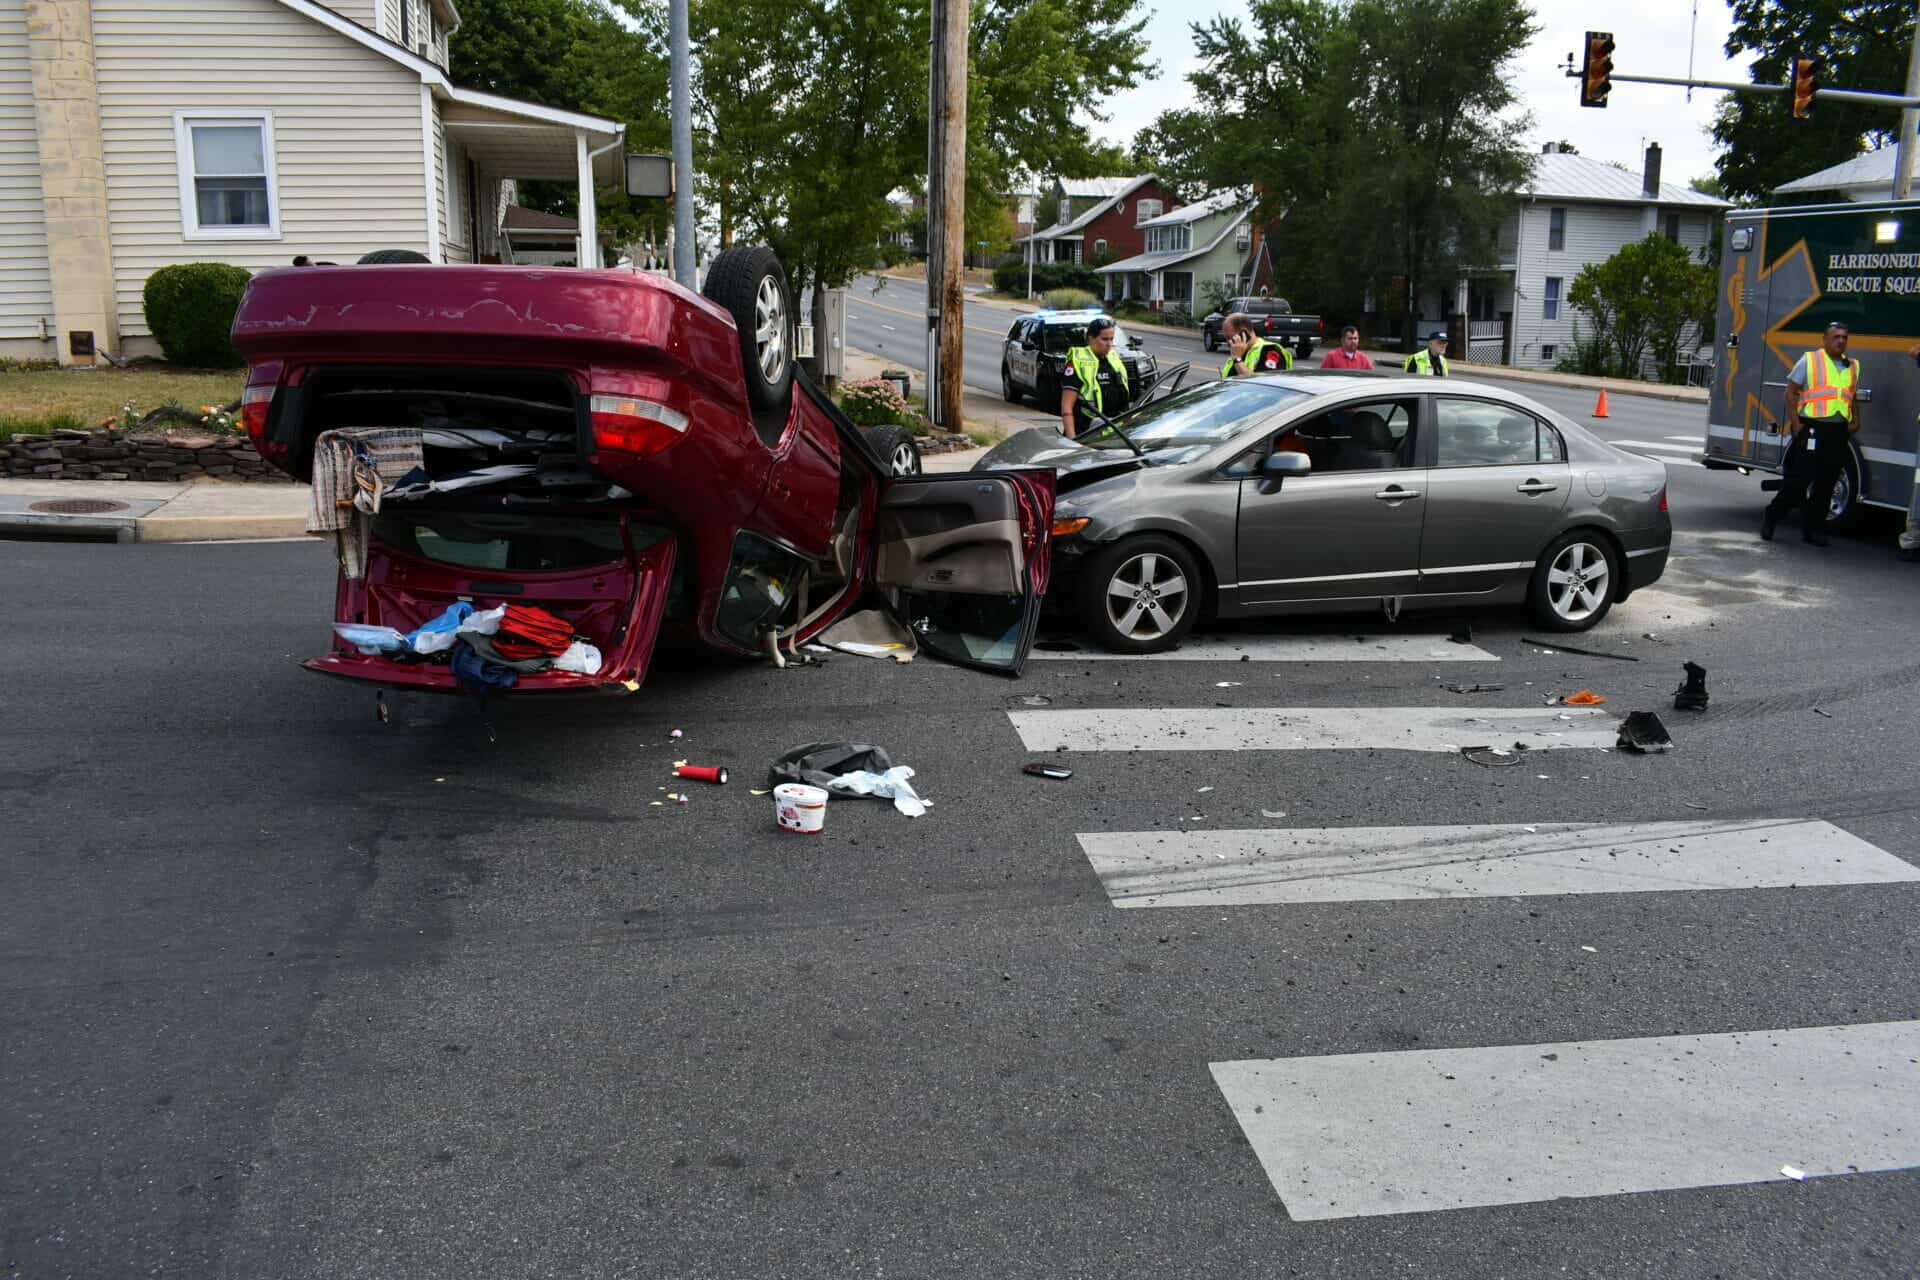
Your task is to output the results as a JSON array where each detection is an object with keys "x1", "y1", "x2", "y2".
[
  {"x1": 1078, "y1": 381, "x2": 1305, "y2": 463},
  {"x1": 374, "y1": 511, "x2": 650, "y2": 572}
]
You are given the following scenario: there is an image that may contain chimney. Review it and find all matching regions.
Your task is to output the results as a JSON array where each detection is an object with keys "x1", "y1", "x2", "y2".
[
  {"x1": 1643, "y1": 143, "x2": 1663, "y2": 198},
  {"x1": 1543, "y1": 142, "x2": 1555, "y2": 155}
]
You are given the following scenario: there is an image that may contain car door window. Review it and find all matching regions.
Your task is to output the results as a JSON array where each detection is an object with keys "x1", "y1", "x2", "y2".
[
  {"x1": 1261, "y1": 398, "x2": 1419, "y2": 473},
  {"x1": 1435, "y1": 399, "x2": 1558, "y2": 467}
]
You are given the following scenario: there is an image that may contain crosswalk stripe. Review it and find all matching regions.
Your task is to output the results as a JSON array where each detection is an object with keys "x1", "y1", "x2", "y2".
[
  {"x1": 1077, "y1": 819, "x2": 1920, "y2": 907},
  {"x1": 1008, "y1": 706, "x2": 1615, "y2": 753},
  {"x1": 1211, "y1": 1019, "x2": 1920, "y2": 1221},
  {"x1": 1032, "y1": 635, "x2": 1500, "y2": 662}
]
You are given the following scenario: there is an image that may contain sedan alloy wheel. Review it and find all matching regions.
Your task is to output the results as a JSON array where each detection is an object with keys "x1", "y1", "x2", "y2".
[{"x1": 1080, "y1": 535, "x2": 1203, "y2": 653}]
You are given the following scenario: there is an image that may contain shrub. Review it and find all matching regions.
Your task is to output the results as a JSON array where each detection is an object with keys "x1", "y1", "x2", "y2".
[
  {"x1": 1043, "y1": 287, "x2": 1098, "y2": 311},
  {"x1": 991, "y1": 259, "x2": 1099, "y2": 297},
  {"x1": 142, "y1": 263, "x2": 252, "y2": 368},
  {"x1": 837, "y1": 378, "x2": 914, "y2": 428}
]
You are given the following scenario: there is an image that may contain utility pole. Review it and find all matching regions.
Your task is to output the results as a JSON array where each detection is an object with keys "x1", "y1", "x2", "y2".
[
  {"x1": 1895, "y1": 1, "x2": 1919, "y2": 200},
  {"x1": 669, "y1": 0, "x2": 695, "y2": 287},
  {"x1": 925, "y1": 0, "x2": 967, "y2": 431}
]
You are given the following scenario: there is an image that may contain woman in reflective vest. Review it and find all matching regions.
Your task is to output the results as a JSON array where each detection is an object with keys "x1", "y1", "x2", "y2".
[
  {"x1": 1220, "y1": 312, "x2": 1292, "y2": 377},
  {"x1": 1060, "y1": 315, "x2": 1130, "y2": 438}
]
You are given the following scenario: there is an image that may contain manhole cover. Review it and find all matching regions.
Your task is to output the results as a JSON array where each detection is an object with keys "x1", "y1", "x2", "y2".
[{"x1": 29, "y1": 498, "x2": 130, "y2": 515}]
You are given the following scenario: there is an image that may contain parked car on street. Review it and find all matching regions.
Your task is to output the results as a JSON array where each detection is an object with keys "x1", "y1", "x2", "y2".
[
  {"x1": 974, "y1": 373, "x2": 1670, "y2": 653},
  {"x1": 1200, "y1": 296, "x2": 1323, "y2": 359},
  {"x1": 231, "y1": 247, "x2": 1054, "y2": 694},
  {"x1": 1000, "y1": 309, "x2": 1160, "y2": 411}
]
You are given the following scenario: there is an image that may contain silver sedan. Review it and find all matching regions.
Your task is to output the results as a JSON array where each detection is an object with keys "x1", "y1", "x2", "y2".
[{"x1": 975, "y1": 373, "x2": 1672, "y2": 654}]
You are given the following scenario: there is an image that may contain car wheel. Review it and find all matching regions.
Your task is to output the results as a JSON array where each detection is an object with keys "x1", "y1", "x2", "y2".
[
  {"x1": 1528, "y1": 531, "x2": 1620, "y2": 632},
  {"x1": 357, "y1": 248, "x2": 431, "y2": 264},
  {"x1": 1001, "y1": 362, "x2": 1022, "y2": 405},
  {"x1": 702, "y1": 245, "x2": 794, "y2": 417},
  {"x1": 1203, "y1": 330, "x2": 1218, "y2": 353},
  {"x1": 1080, "y1": 536, "x2": 1202, "y2": 654},
  {"x1": 865, "y1": 424, "x2": 921, "y2": 477},
  {"x1": 1827, "y1": 448, "x2": 1861, "y2": 528}
]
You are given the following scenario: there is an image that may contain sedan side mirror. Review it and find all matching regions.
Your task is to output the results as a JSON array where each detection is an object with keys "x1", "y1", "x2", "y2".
[
  {"x1": 1128, "y1": 335, "x2": 1143, "y2": 348},
  {"x1": 1256, "y1": 449, "x2": 1309, "y2": 495}
]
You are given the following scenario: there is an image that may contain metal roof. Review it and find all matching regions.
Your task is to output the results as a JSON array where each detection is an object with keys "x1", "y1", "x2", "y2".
[
  {"x1": 1059, "y1": 177, "x2": 1137, "y2": 199},
  {"x1": 1521, "y1": 152, "x2": 1730, "y2": 208},
  {"x1": 1775, "y1": 148, "x2": 1898, "y2": 194},
  {"x1": 1020, "y1": 175, "x2": 1159, "y2": 242},
  {"x1": 1138, "y1": 188, "x2": 1249, "y2": 226}
]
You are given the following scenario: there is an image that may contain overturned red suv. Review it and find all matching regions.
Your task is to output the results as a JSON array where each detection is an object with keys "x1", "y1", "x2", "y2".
[{"x1": 231, "y1": 247, "x2": 1053, "y2": 692}]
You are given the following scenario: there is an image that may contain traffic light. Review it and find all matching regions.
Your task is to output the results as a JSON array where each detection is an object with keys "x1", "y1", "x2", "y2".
[
  {"x1": 1791, "y1": 57, "x2": 1822, "y2": 119},
  {"x1": 1579, "y1": 31, "x2": 1615, "y2": 109}
]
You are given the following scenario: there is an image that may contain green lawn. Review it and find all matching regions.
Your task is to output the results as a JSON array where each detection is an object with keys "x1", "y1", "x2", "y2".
[{"x1": 0, "y1": 366, "x2": 244, "y2": 438}]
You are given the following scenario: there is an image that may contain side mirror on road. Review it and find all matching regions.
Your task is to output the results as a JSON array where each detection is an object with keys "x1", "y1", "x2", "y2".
[
  {"x1": 1256, "y1": 450, "x2": 1310, "y2": 495},
  {"x1": 1128, "y1": 335, "x2": 1143, "y2": 348}
]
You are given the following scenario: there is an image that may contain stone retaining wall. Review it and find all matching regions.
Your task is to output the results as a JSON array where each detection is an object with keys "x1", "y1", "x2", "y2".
[{"x1": 0, "y1": 429, "x2": 291, "y2": 482}]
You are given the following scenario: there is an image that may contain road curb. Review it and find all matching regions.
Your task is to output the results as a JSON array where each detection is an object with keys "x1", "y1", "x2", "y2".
[{"x1": 136, "y1": 514, "x2": 312, "y2": 543}]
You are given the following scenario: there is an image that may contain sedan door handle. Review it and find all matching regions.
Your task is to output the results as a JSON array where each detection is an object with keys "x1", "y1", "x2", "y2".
[
  {"x1": 1516, "y1": 480, "x2": 1559, "y2": 494},
  {"x1": 1374, "y1": 487, "x2": 1422, "y2": 501}
]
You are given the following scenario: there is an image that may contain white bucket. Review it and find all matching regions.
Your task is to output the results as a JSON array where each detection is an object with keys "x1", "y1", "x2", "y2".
[{"x1": 773, "y1": 783, "x2": 829, "y2": 834}]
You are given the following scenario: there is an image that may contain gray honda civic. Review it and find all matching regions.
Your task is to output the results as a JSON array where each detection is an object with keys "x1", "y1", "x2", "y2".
[{"x1": 973, "y1": 372, "x2": 1672, "y2": 654}]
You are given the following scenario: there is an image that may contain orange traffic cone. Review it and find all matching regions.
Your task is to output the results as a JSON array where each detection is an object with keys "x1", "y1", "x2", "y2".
[{"x1": 1592, "y1": 389, "x2": 1610, "y2": 418}]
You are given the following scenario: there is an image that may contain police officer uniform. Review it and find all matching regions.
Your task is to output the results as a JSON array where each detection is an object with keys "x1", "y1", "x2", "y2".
[
  {"x1": 1065, "y1": 343, "x2": 1131, "y2": 435},
  {"x1": 1404, "y1": 332, "x2": 1448, "y2": 376},
  {"x1": 1221, "y1": 335, "x2": 1291, "y2": 378}
]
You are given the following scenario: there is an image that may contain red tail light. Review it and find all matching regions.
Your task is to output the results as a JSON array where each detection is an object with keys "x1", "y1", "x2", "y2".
[
  {"x1": 590, "y1": 394, "x2": 689, "y2": 457},
  {"x1": 1316, "y1": 317, "x2": 1325, "y2": 333},
  {"x1": 1658, "y1": 486, "x2": 1669, "y2": 512},
  {"x1": 241, "y1": 383, "x2": 275, "y2": 436}
]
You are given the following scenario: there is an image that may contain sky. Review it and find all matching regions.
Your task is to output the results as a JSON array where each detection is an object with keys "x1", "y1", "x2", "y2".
[{"x1": 1100, "y1": 0, "x2": 1760, "y2": 188}]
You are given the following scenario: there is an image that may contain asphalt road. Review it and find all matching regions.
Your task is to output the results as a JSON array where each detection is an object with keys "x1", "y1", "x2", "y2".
[{"x1": 7, "y1": 469, "x2": 1920, "y2": 1276}]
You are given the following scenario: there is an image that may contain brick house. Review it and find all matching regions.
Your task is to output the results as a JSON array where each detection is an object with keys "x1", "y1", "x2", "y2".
[{"x1": 1015, "y1": 175, "x2": 1177, "y2": 266}]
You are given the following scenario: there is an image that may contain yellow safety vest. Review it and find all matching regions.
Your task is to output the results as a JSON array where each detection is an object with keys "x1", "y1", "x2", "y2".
[
  {"x1": 1221, "y1": 336, "x2": 1293, "y2": 378},
  {"x1": 1404, "y1": 350, "x2": 1447, "y2": 376},
  {"x1": 1800, "y1": 350, "x2": 1857, "y2": 421},
  {"x1": 1067, "y1": 345, "x2": 1128, "y2": 414}
]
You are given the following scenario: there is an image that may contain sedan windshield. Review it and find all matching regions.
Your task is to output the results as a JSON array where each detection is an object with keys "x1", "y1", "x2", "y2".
[{"x1": 1078, "y1": 380, "x2": 1305, "y2": 464}]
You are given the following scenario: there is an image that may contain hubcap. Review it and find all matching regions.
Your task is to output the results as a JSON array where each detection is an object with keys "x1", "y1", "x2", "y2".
[
  {"x1": 1546, "y1": 542, "x2": 1610, "y2": 622},
  {"x1": 1829, "y1": 468, "x2": 1853, "y2": 522},
  {"x1": 1105, "y1": 551, "x2": 1189, "y2": 641},
  {"x1": 754, "y1": 276, "x2": 787, "y2": 383},
  {"x1": 890, "y1": 441, "x2": 919, "y2": 476}
]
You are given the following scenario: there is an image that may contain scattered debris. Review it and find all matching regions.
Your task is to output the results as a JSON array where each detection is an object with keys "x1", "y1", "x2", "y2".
[
  {"x1": 1261, "y1": 809, "x2": 1287, "y2": 819},
  {"x1": 1446, "y1": 682, "x2": 1506, "y2": 694},
  {"x1": 1214, "y1": 681, "x2": 1243, "y2": 688},
  {"x1": 770, "y1": 742, "x2": 929, "y2": 817},
  {"x1": 773, "y1": 783, "x2": 829, "y2": 833},
  {"x1": 1562, "y1": 689, "x2": 1606, "y2": 706},
  {"x1": 674, "y1": 764, "x2": 729, "y2": 785},
  {"x1": 1684, "y1": 802, "x2": 1709, "y2": 811},
  {"x1": 1462, "y1": 745, "x2": 1523, "y2": 768},
  {"x1": 1580, "y1": 945, "x2": 1598, "y2": 953},
  {"x1": 1197, "y1": 786, "x2": 1215, "y2": 793},
  {"x1": 1019, "y1": 694, "x2": 1053, "y2": 706},
  {"x1": 1022, "y1": 763, "x2": 1073, "y2": 780},
  {"x1": 670, "y1": 728, "x2": 684, "y2": 739},
  {"x1": 1812, "y1": 707, "x2": 1834, "y2": 719},
  {"x1": 1448, "y1": 622, "x2": 1474, "y2": 645},
  {"x1": 1617, "y1": 711, "x2": 1675, "y2": 754},
  {"x1": 1521, "y1": 638, "x2": 1641, "y2": 662},
  {"x1": 1673, "y1": 662, "x2": 1709, "y2": 712},
  {"x1": 1780, "y1": 1165, "x2": 1808, "y2": 1182},
  {"x1": 750, "y1": 788, "x2": 771, "y2": 796}
]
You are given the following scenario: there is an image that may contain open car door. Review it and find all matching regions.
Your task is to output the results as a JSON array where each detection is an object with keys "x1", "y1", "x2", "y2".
[{"x1": 870, "y1": 471, "x2": 1054, "y2": 675}]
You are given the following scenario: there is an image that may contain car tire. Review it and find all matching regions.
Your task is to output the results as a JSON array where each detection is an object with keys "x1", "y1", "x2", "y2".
[
  {"x1": 357, "y1": 248, "x2": 432, "y2": 264},
  {"x1": 1528, "y1": 530, "x2": 1621, "y2": 632},
  {"x1": 1001, "y1": 361, "x2": 1023, "y2": 405},
  {"x1": 1203, "y1": 330, "x2": 1218, "y2": 353},
  {"x1": 1079, "y1": 535, "x2": 1202, "y2": 654},
  {"x1": 702, "y1": 245, "x2": 794, "y2": 417},
  {"x1": 1826, "y1": 447, "x2": 1862, "y2": 530},
  {"x1": 865, "y1": 424, "x2": 921, "y2": 477}
]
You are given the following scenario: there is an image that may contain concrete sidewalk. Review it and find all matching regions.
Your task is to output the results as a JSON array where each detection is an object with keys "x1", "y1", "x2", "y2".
[{"x1": 0, "y1": 477, "x2": 310, "y2": 543}]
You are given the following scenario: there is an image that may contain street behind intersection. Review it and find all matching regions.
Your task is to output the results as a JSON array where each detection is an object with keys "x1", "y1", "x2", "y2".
[{"x1": 5, "y1": 451, "x2": 1920, "y2": 1277}]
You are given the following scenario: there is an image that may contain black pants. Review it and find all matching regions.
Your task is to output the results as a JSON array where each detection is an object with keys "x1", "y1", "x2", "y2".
[{"x1": 1767, "y1": 416, "x2": 1851, "y2": 535}]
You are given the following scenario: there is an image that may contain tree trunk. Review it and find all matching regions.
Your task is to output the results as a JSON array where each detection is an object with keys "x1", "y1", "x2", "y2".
[{"x1": 812, "y1": 254, "x2": 833, "y2": 393}]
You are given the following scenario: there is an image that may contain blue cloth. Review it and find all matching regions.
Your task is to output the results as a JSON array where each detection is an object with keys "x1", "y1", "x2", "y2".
[
  {"x1": 450, "y1": 640, "x2": 517, "y2": 691},
  {"x1": 403, "y1": 601, "x2": 474, "y2": 654},
  {"x1": 333, "y1": 623, "x2": 406, "y2": 654}
]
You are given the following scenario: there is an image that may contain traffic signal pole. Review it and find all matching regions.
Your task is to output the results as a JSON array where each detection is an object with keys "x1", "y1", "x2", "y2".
[{"x1": 1896, "y1": 4, "x2": 1920, "y2": 200}]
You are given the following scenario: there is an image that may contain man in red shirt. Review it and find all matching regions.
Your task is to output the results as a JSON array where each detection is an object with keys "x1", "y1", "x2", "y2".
[{"x1": 1320, "y1": 325, "x2": 1374, "y2": 370}]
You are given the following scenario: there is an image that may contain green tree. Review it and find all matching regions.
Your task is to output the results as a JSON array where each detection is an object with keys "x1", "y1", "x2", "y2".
[
  {"x1": 1711, "y1": 0, "x2": 1915, "y2": 203},
  {"x1": 1567, "y1": 234, "x2": 1717, "y2": 380}
]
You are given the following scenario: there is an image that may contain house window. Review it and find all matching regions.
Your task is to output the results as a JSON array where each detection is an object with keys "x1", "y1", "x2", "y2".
[
  {"x1": 1541, "y1": 343, "x2": 1557, "y2": 361},
  {"x1": 173, "y1": 112, "x2": 279, "y2": 239},
  {"x1": 1665, "y1": 212, "x2": 1681, "y2": 241},
  {"x1": 1235, "y1": 223, "x2": 1251, "y2": 251},
  {"x1": 400, "y1": 0, "x2": 413, "y2": 46},
  {"x1": 1093, "y1": 238, "x2": 1108, "y2": 259},
  {"x1": 1543, "y1": 276, "x2": 1562, "y2": 321},
  {"x1": 1548, "y1": 207, "x2": 1565, "y2": 252},
  {"x1": 1136, "y1": 198, "x2": 1162, "y2": 224}
]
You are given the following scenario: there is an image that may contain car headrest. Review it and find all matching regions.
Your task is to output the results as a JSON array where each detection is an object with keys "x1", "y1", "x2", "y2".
[
  {"x1": 1348, "y1": 411, "x2": 1394, "y2": 451},
  {"x1": 1496, "y1": 416, "x2": 1535, "y2": 452}
]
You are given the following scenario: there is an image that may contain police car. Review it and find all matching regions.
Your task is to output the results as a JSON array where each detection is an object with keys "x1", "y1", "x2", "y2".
[{"x1": 999, "y1": 309, "x2": 1160, "y2": 411}]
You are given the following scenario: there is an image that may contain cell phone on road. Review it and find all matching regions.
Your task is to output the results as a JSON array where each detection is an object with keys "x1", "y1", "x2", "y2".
[{"x1": 1022, "y1": 763, "x2": 1073, "y2": 780}]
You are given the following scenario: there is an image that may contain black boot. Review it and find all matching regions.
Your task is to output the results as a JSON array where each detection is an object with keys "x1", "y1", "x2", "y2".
[
  {"x1": 1760, "y1": 509, "x2": 1778, "y2": 541},
  {"x1": 1673, "y1": 661, "x2": 1709, "y2": 712}
]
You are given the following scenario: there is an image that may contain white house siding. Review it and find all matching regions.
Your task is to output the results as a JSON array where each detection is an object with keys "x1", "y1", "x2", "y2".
[
  {"x1": 0, "y1": 0, "x2": 53, "y2": 344},
  {"x1": 316, "y1": 0, "x2": 377, "y2": 29},
  {"x1": 92, "y1": 0, "x2": 429, "y2": 345},
  {"x1": 434, "y1": 114, "x2": 472, "y2": 262},
  {"x1": 379, "y1": 0, "x2": 399, "y2": 41},
  {"x1": 1509, "y1": 201, "x2": 1647, "y2": 369}
]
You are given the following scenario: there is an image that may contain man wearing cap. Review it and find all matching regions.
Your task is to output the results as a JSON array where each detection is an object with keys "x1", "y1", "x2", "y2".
[
  {"x1": 1762, "y1": 321, "x2": 1861, "y2": 547},
  {"x1": 1059, "y1": 316, "x2": 1131, "y2": 439},
  {"x1": 1320, "y1": 326, "x2": 1375, "y2": 370},
  {"x1": 1404, "y1": 331, "x2": 1449, "y2": 376}
]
